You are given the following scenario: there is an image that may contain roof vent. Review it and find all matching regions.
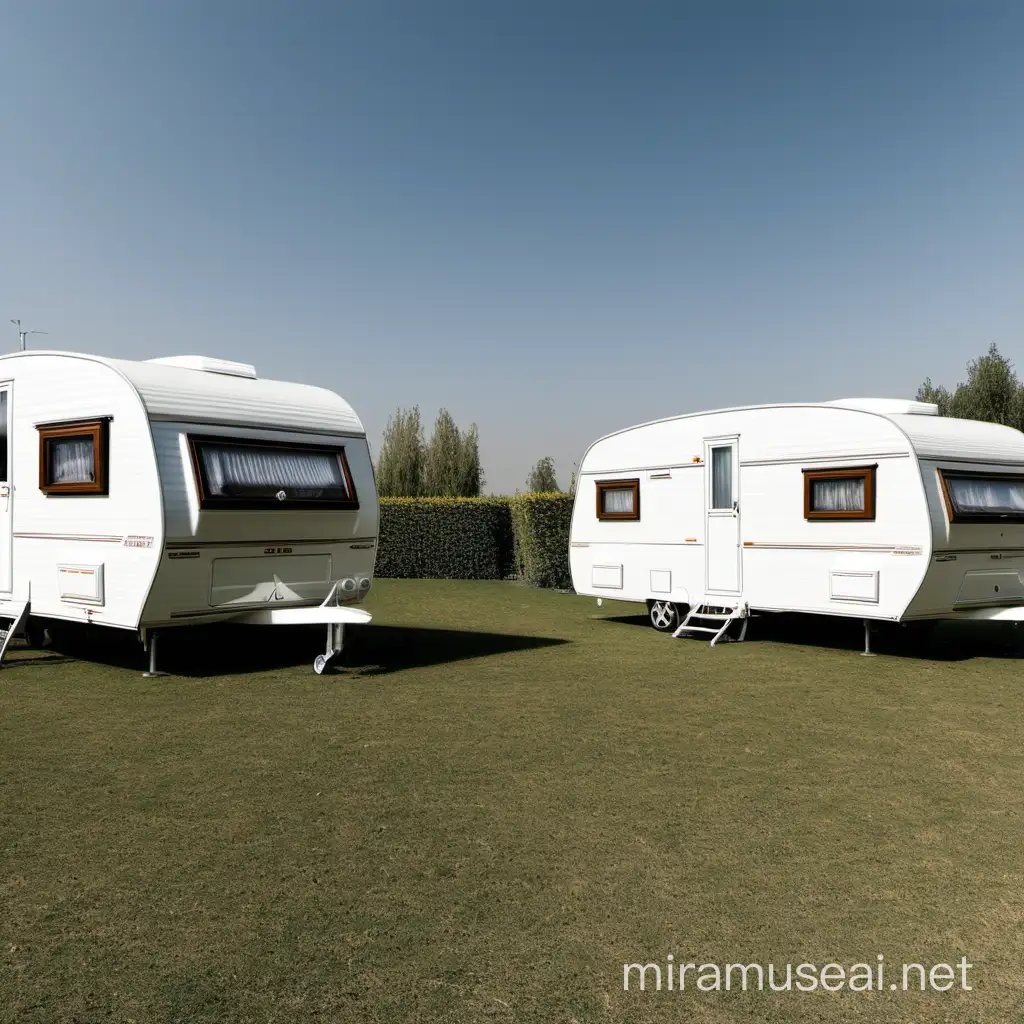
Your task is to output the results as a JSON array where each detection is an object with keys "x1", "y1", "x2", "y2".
[
  {"x1": 825, "y1": 397, "x2": 938, "y2": 416},
  {"x1": 146, "y1": 355, "x2": 257, "y2": 379}
]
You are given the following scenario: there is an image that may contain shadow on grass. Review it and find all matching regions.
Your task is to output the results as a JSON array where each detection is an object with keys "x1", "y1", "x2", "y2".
[
  {"x1": 4, "y1": 650, "x2": 78, "y2": 668},
  {"x1": 601, "y1": 612, "x2": 1024, "y2": 661},
  {"x1": 347, "y1": 624, "x2": 569, "y2": 676},
  {"x1": 17, "y1": 622, "x2": 569, "y2": 678}
]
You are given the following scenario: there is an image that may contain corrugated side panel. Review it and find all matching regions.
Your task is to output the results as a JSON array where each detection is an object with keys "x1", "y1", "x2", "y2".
[
  {"x1": 890, "y1": 414, "x2": 1024, "y2": 463},
  {"x1": 150, "y1": 422, "x2": 194, "y2": 538},
  {"x1": 147, "y1": 420, "x2": 380, "y2": 547},
  {"x1": 107, "y1": 358, "x2": 364, "y2": 435}
]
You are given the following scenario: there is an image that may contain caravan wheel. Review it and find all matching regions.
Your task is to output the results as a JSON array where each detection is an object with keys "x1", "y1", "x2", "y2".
[
  {"x1": 314, "y1": 652, "x2": 340, "y2": 675},
  {"x1": 649, "y1": 601, "x2": 682, "y2": 632}
]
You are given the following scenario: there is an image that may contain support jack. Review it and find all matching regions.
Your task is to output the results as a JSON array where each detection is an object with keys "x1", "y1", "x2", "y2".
[
  {"x1": 314, "y1": 622, "x2": 345, "y2": 674},
  {"x1": 142, "y1": 630, "x2": 169, "y2": 677},
  {"x1": 861, "y1": 619, "x2": 876, "y2": 657}
]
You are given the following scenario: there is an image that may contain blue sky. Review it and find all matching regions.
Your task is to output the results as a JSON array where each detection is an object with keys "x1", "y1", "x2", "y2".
[{"x1": 3, "y1": 1, "x2": 1022, "y2": 493}]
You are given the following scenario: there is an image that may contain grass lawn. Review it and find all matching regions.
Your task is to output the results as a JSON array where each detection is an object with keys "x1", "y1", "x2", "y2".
[{"x1": 3, "y1": 580, "x2": 1024, "y2": 1023}]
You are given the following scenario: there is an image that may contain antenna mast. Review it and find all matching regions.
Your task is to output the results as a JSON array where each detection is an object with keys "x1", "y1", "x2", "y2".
[{"x1": 10, "y1": 319, "x2": 48, "y2": 351}]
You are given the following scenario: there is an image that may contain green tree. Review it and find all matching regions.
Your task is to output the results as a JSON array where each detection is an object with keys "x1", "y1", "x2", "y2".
[
  {"x1": 919, "y1": 344, "x2": 1024, "y2": 431},
  {"x1": 526, "y1": 456, "x2": 560, "y2": 493},
  {"x1": 424, "y1": 409, "x2": 464, "y2": 496},
  {"x1": 915, "y1": 378, "x2": 953, "y2": 417},
  {"x1": 950, "y1": 344, "x2": 1020, "y2": 426},
  {"x1": 375, "y1": 406, "x2": 424, "y2": 497},
  {"x1": 456, "y1": 423, "x2": 485, "y2": 497}
]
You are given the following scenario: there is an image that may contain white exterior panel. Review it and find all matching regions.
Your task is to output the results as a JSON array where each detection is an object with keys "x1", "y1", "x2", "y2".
[
  {"x1": 0, "y1": 353, "x2": 163, "y2": 629},
  {"x1": 573, "y1": 400, "x2": 1024, "y2": 625},
  {"x1": 570, "y1": 403, "x2": 931, "y2": 622},
  {"x1": 0, "y1": 350, "x2": 379, "y2": 638}
]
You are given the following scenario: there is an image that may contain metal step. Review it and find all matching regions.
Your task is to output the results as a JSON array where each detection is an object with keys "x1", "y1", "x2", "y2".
[
  {"x1": 0, "y1": 600, "x2": 29, "y2": 666},
  {"x1": 672, "y1": 600, "x2": 749, "y2": 646}
]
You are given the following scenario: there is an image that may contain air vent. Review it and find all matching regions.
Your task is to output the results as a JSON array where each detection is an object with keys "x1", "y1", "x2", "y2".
[
  {"x1": 146, "y1": 355, "x2": 257, "y2": 379},
  {"x1": 825, "y1": 398, "x2": 938, "y2": 416}
]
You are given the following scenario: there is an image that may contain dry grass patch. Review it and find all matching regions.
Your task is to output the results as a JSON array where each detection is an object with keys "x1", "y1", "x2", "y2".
[{"x1": 2, "y1": 580, "x2": 1024, "y2": 1022}]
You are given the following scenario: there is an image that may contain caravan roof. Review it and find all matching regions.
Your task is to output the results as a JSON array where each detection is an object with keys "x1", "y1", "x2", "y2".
[
  {"x1": 0, "y1": 350, "x2": 364, "y2": 436},
  {"x1": 587, "y1": 398, "x2": 1024, "y2": 466}
]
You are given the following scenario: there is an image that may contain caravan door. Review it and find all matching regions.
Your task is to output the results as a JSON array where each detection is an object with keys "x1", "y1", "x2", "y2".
[
  {"x1": 704, "y1": 436, "x2": 741, "y2": 595},
  {"x1": 0, "y1": 385, "x2": 11, "y2": 594}
]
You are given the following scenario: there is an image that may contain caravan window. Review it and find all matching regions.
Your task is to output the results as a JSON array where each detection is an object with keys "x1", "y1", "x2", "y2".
[
  {"x1": 187, "y1": 435, "x2": 358, "y2": 510},
  {"x1": 710, "y1": 446, "x2": 734, "y2": 508},
  {"x1": 939, "y1": 471, "x2": 1024, "y2": 523},
  {"x1": 596, "y1": 479, "x2": 640, "y2": 521},
  {"x1": 38, "y1": 419, "x2": 110, "y2": 495},
  {"x1": 803, "y1": 466, "x2": 875, "y2": 521}
]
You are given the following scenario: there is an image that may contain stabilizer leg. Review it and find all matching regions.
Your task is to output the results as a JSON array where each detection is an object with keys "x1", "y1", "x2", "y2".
[
  {"x1": 143, "y1": 630, "x2": 169, "y2": 677},
  {"x1": 861, "y1": 619, "x2": 876, "y2": 658},
  {"x1": 314, "y1": 623, "x2": 345, "y2": 674}
]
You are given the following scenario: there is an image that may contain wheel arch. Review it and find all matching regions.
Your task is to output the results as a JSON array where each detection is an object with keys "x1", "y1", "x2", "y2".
[{"x1": 646, "y1": 588, "x2": 690, "y2": 609}]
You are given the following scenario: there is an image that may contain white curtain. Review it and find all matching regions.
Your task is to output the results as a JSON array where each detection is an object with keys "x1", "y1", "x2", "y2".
[
  {"x1": 603, "y1": 487, "x2": 634, "y2": 514},
  {"x1": 711, "y1": 446, "x2": 732, "y2": 508},
  {"x1": 948, "y1": 477, "x2": 1024, "y2": 514},
  {"x1": 811, "y1": 477, "x2": 865, "y2": 511},
  {"x1": 201, "y1": 445, "x2": 347, "y2": 498},
  {"x1": 50, "y1": 438, "x2": 96, "y2": 483}
]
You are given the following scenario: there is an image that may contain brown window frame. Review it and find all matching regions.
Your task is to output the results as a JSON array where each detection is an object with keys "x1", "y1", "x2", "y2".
[
  {"x1": 595, "y1": 478, "x2": 640, "y2": 521},
  {"x1": 803, "y1": 465, "x2": 876, "y2": 521},
  {"x1": 38, "y1": 419, "x2": 110, "y2": 495},
  {"x1": 938, "y1": 469, "x2": 1024, "y2": 524},
  {"x1": 186, "y1": 434, "x2": 359, "y2": 511}
]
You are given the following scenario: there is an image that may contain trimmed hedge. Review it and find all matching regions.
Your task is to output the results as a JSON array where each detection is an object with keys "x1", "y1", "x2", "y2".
[
  {"x1": 375, "y1": 497, "x2": 515, "y2": 580},
  {"x1": 374, "y1": 493, "x2": 576, "y2": 587},
  {"x1": 509, "y1": 492, "x2": 574, "y2": 589}
]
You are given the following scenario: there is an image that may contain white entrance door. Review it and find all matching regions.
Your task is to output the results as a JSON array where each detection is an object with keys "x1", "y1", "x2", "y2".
[
  {"x1": 705, "y1": 436, "x2": 741, "y2": 595},
  {"x1": 0, "y1": 385, "x2": 11, "y2": 594}
]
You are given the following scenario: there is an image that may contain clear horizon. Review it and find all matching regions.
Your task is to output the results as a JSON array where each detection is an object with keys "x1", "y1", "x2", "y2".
[{"x1": 3, "y1": 1, "x2": 1022, "y2": 494}]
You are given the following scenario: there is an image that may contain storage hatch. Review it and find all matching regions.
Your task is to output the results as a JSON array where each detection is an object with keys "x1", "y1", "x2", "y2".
[
  {"x1": 954, "y1": 570, "x2": 1024, "y2": 606},
  {"x1": 210, "y1": 554, "x2": 332, "y2": 607}
]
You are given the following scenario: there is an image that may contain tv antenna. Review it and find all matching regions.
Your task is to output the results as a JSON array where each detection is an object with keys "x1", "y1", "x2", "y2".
[{"x1": 10, "y1": 319, "x2": 48, "y2": 351}]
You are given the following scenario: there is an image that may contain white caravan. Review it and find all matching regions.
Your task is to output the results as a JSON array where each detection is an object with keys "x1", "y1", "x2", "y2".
[
  {"x1": 0, "y1": 350, "x2": 378, "y2": 674},
  {"x1": 570, "y1": 398, "x2": 1024, "y2": 647}
]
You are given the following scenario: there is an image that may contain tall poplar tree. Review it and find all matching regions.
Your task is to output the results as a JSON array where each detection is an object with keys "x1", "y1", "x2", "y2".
[{"x1": 374, "y1": 406, "x2": 425, "y2": 497}]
